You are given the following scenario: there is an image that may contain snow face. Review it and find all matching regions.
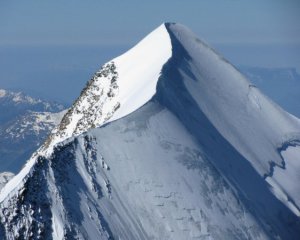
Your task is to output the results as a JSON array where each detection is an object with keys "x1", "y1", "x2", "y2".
[
  {"x1": 1, "y1": 102, "x2": 299, "y2": 239},
  {"x1": 164, "y1": 23, "x2": 300, "y2": 174},
  {"x1": 162, "y1": 23, "x2": 300, "y2": 214},
  {"x1": 0, "y1": 104, "x2": 264, "y2": 239},
  {"x1": 164, "y1": 24, "x2": 300, "y2": 175},
  {"x1": 109, "y1": 24, "x2": 172, "y2": 122}
]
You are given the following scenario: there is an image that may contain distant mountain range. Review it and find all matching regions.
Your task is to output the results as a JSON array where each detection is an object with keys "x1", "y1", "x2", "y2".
[{"x1": 0, "y1": 89, "x2": 66, "y2": 184}]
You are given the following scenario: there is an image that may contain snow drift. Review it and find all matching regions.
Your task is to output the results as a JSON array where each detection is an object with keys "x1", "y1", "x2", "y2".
[{"x1": 0, "y1": 23, "x2": 299, "y2": 240}]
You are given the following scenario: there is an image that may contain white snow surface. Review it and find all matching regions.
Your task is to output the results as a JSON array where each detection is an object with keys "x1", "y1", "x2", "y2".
[
  {"x1": 109, "y1": 24, "x2": 172, "y2": 121},
  {"x1": 0, "y1": 23, "x2": 300, "y2": 240}
]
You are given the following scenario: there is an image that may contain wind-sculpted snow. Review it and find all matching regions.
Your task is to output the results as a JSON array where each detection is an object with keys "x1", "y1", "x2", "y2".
[{"x1": 1, "y1": 23, "x2": 300, "y2": 239}]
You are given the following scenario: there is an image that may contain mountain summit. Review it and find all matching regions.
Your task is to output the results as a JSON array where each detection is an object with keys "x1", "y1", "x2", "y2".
[{"x1": 0, "y1": 23, "x2": 299, "y2": 240}]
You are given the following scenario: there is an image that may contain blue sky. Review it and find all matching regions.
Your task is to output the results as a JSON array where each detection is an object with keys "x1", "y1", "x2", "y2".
[
  {"x1": 1, "y1": 0, "x2": 299, "y2": 46},
  {"x1": 0, "y1": 0, "x2": 299, "y2": 103}
]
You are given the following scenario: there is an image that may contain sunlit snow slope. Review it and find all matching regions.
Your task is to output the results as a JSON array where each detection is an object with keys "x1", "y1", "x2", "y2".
[{"x1": 0, "y1": 23, "x2": 299, "y2": 240}]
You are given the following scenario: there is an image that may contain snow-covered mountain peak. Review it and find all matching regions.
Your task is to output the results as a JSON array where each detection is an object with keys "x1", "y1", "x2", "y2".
[
  {"x1": 1, "y1": 23, "x2": 300, "y2": 239},
  {"x1": 0, "y1": 23, "x2": 172, "y2": 202},
  {"x1": 0, "y1": 88, "x2": 64, "y2": 113},
  {"x1": 41, "y1": 23, "x2": 172, "y2": 152}
]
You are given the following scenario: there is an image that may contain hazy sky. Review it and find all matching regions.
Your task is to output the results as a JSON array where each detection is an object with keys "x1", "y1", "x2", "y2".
[
  {"x1": 0, "y1": 0, "x2": 299, "y2": 103},
  {"x1": 1, "y1": 0, "x2": 299, "y2": 46}
]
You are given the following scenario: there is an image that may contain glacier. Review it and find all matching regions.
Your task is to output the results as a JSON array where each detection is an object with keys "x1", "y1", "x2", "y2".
[{"x1": 0, "y1": 23, "x2": 299, "y2": 240}]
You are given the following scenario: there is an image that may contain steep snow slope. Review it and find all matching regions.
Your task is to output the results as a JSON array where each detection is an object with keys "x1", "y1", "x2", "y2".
[
  {"x1": 162, "y1": 23, "x2": 300, "y2": 216},
  {"x1": 0, "y1": 105, "x2": 272, "y2": 239},
  {"x1": 44, "y1": 23, "x2": 171, "y2": 150},
  {"x1": 0, "y1": 23, "x2": 300, "y2": 240}
]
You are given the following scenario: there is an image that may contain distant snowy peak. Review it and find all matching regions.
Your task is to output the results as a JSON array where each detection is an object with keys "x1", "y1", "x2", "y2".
[
  {"x1": 0, "y1": 88, "x2": 64, "y2": 113},
  {"x1": 0, "y1": 89, "x2": 67, "y2": 176},
  {"x1": 1, "y1": 110, "x2": 66, "y2": 142}
]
